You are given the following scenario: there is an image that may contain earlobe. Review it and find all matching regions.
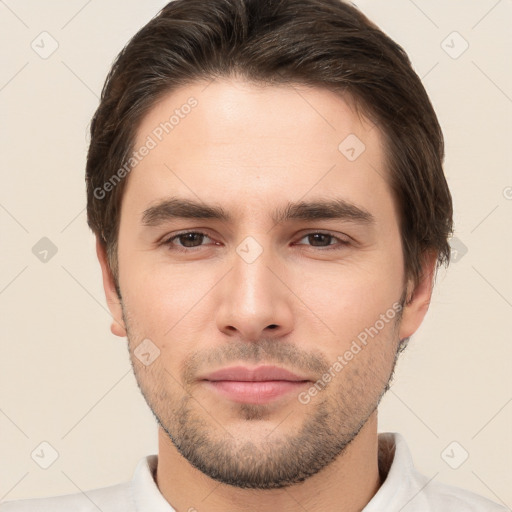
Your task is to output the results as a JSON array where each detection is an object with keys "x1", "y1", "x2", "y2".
[
  {"x1": 95, "y1": 236, "x2": 127, "y2": 338},
  {"x1": 398, "y1": 251, "x2": 438, "y2": 342}
]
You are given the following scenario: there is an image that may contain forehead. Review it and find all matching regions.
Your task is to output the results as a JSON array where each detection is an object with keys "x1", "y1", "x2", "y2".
[
  {"x1": 134, "y1": 78, "x2": 381, "y2": 161},
  {"x1": 123, "y1": 79, "x2": 393, "y2": 224}
]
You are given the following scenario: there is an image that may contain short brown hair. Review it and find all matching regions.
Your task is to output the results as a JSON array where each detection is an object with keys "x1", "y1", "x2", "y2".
[{"x1": 86, "y1": 0, "x2": 453, "y2": 293}]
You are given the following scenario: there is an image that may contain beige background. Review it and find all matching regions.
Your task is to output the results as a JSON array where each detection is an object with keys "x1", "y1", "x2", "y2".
[{"x1": 0, "y1": 0, "x2": 511, "y2": 507}]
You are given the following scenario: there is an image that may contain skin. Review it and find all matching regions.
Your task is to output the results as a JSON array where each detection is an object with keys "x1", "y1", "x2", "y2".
[{"x1": 97, "y1": 79, "x2": 436, "y2": 512}]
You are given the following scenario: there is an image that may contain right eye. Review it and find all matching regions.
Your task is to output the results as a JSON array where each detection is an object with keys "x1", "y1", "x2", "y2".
[{"x1": 161, "y1": 231, "x2": 218, "y2": 252}]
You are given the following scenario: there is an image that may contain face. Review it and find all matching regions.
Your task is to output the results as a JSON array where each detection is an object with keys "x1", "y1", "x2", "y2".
[{"x1": 98, "y1": 79, "x2": 433, "y2": 489}]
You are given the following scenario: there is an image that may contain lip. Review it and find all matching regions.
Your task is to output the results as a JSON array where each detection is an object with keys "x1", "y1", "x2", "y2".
[
  {"x1": 200, "y1": 365, "x2": 311, "y2": 404},
  {"x1": 201, "y1": 365, "x2": 310, "y2": 382}
]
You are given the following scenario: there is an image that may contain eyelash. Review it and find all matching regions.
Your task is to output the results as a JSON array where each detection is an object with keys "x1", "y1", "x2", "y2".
[{"x1": 161, "y1": 230, "x2": 350, "y2": 253}]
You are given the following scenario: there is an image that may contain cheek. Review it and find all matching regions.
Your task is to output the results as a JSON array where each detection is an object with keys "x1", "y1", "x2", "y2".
[
  {"x1": 119, "y1": 253, "x2": 217, "y2": 362},
  {"x1": 295, "y1": 252, "x2": 403, "y2": 336},
  {"x1": 127, "y1": 276, "x2": 194, "y2": 336}
]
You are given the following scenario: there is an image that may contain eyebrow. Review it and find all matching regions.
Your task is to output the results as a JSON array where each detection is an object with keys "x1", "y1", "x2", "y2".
[{"x1": 141, "y1": 197, "x2": 375, "y2": 226}]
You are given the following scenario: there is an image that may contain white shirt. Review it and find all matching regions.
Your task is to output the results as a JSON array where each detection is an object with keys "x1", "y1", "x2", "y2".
[{"x1": 0, "y1": 432, "x2": 507, "y2": 511}]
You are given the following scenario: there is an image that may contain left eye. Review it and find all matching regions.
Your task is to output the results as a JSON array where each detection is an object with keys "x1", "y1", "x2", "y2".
[
  {"x1": 295, "y1": 232, "x2": 348, "y2": 249},
  {"x1": 161, "y1": 231, "x2": 348, "y2": 252}
]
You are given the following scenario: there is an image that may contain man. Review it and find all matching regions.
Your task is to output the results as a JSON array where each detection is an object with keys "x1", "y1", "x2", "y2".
[{"x1": 1, "y1": 0, "x2": 506, "y2": 510}]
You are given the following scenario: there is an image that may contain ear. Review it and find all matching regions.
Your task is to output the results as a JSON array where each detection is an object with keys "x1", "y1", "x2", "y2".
[
  {"x1": 95, "y1": 236, "x2": 127, "y2": 338},
  {"x1": 398, "y1": 250, "x2": 437, "y2": 341}
]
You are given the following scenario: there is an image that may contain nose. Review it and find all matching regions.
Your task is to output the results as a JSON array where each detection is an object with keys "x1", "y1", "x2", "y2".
[{"x1": 215, "y1": 245, "x2": 294, "y2": 342}]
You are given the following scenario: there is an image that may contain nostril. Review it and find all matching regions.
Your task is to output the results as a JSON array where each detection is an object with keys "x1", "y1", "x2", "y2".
[{"x1": 267, "y1": 324, "x2": 278, "y2": 329}]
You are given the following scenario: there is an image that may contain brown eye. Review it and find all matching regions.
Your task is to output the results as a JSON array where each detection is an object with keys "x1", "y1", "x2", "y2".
[
  {"x1": 306, "y1": 233, "x2": 334, "y2": 247},
  {"x1": 163, "y1": 231, "x2": 213, "y2": 251},
  {"x1": 296, "y1": 232, "x2": 349, "y2": 250},
  {"x1": 176, "y1": 232, "x2": 206, "y2": 247}
]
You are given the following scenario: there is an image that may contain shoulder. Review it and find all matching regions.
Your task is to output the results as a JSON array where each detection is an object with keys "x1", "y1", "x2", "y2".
[
  {"x1": 374, "y1": 433, "x2": 507, "y2": 512},
  {"x1": 418, "y1": 477, "x2": 508, "y2": 512},
  {"x1": 0, "y1": 480, "x2": 132, "y2": 512}
]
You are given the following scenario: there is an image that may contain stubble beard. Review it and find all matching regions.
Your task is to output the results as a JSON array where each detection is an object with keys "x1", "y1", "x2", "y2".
[{"x1": 122, "y1": 301, "x2": 404, "y2": 489}]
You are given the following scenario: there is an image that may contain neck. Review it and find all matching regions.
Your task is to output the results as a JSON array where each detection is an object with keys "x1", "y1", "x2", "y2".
[{"x1": 155, "y1": 411, "x2": 382, "y2": 512}]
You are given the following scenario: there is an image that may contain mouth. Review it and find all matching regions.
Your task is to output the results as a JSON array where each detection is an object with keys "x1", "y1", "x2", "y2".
[{"x1": 200, "y1": 365, "x2": 312, "y2": 404}]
